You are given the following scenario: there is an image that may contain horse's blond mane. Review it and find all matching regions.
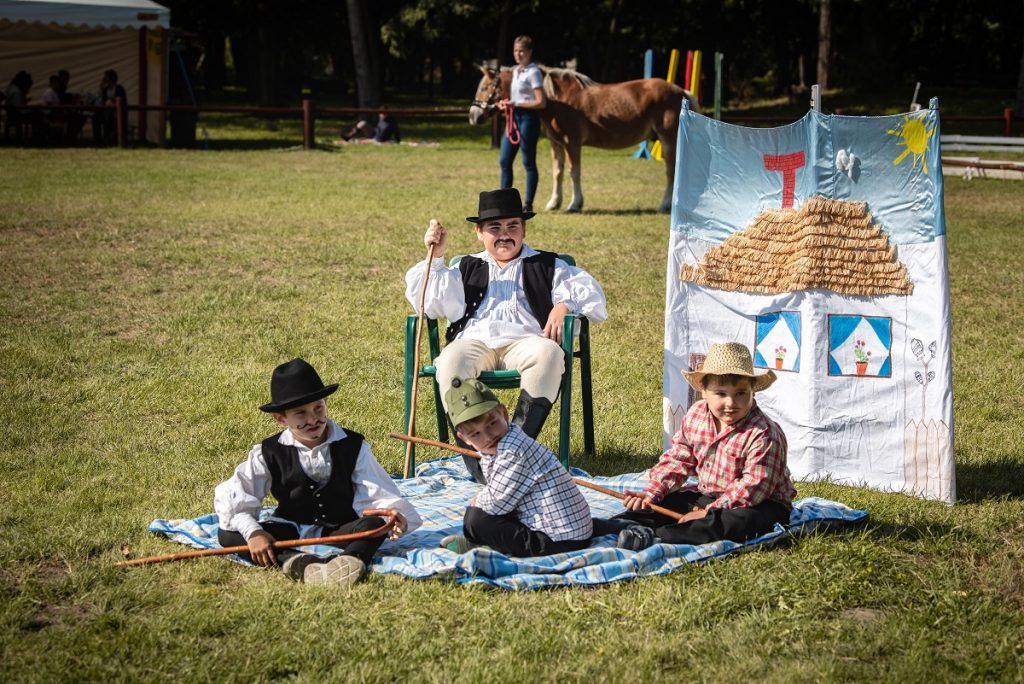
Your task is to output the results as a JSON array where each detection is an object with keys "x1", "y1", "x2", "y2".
[{"x1": 539, "y1": 66, "x2": 596, "y2": 97}]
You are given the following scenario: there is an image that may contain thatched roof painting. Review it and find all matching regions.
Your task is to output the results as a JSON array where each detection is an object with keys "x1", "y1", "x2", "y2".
[{"x1": 679, "y1": 196, "x2": 913, "y2": 296}]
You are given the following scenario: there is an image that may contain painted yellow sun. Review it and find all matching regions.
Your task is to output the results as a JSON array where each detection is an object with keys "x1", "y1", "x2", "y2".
[{"x1": 886, "y1": 114, "x2": 936, "y2": 174}]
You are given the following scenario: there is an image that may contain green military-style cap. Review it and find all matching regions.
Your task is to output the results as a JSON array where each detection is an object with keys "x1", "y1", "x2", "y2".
[{"x1": 445, "y1": 377, "x2": 500, "y2": 427}]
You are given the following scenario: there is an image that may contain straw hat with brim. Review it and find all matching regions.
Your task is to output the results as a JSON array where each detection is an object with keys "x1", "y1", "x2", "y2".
[
  {"x1": 682, "y1": 342, "x2": 777, "y2": 393},
  {"x1": 259, "y1": 358, "x2": 339, "y2": 413},
  {"x1": 465, "y1": 188, "x2": 535, "y2": 223},
  {"x1": 445, "y1": 377, "x2": 500, "y2": 427}
]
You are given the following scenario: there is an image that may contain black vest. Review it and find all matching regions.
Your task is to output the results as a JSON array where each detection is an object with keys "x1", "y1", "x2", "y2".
[
  {"x1": 262, "y1": 430, "x2": 363, "y2": 527},
  {"x1": 445, "y1": 251, "x2": 557, "y2": 343}
]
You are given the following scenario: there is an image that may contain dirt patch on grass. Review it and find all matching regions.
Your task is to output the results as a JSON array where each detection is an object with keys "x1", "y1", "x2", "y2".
[
  {"x1": 972, "y1": 523, "x2": 1024, "y2": 610},
  {"x1": 839, "y1": 607, "x2": 884, "y2": 623},
  {"x1": 24, "y1": 602, "x2": 98, "y2": 632}
]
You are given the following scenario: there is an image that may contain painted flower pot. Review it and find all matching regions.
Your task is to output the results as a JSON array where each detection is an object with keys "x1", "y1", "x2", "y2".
[
  {"x1": 775, "y1": 358, "x2": 784, "y2": 369},
  {"x1": 856, "y1": 361, "x2": 868, "y2": 376}
]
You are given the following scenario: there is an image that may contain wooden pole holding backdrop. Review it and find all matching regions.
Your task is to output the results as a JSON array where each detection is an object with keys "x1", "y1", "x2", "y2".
[
  {"x1": 114, "y1": 511, "x2": 398, "y2": 567},
  {"x1": 403, "y1": 224, "x2": 440, "y2": 478},
  {"x1": 389, "y1": 432, "x2": 687, "y2": 522}
]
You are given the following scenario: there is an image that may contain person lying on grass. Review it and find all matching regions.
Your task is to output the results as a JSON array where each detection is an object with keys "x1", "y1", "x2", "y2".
[
  {"x1": 613, "y1": 342, "x2": 796, "y2": 550},
  {"x1": 405, "y1": 187, "x2": 607, "y2": 483},
  {"x1": 214, "y1": 358, "x2": 421, "y2": 585},
  {"x1": 439, "y1": 376, "x2": 593, "y2": 556}
]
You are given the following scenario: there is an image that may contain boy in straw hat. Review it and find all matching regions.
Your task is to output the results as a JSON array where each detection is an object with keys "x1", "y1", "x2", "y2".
[
  {"x1": 614, "y1": 342, "x2": 796, "y2": 550},
  {"x1": 214, "y1": 358, "x2": 422, "y2": 584},
  {"x1": 406, "y1": 188, "x2": 607, "y2": 483},
  {"x1": 439, "y1": 376, "x2": 593, "y2": 556}
]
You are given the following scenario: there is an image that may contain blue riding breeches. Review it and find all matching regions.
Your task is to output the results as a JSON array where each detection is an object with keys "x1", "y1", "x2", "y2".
[{"x1": 499, "y1": 108, "x2": 540, "y2": 209}]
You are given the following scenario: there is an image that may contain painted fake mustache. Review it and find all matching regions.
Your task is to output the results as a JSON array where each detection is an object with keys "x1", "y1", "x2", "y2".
[{"x1": 298, "y1": 420, "x2": 326, "y2": 431}]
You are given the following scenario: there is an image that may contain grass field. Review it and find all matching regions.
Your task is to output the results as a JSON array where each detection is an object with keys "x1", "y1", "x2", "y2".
[{"x1": 1, "y1": 129, "x2": 1023, "y2": 682}]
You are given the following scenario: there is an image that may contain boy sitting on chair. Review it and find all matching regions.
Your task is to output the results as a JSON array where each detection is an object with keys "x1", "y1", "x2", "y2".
[
  {"x1": 405, "y1": 188, "x2": 607, "y2": 481},
  {"x1": 615, "y1": 342, "x2": 796, "y2": 550},
  {"x1": 214, "y1": 358, "x2": 422, "y2": 585},
  {"x1": 440, "y1": 376, "x2": 593, "y2": 557}
]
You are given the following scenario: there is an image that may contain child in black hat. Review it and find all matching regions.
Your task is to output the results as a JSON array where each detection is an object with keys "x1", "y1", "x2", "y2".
[
  {"x1": 405, "y1": 187, "x2": 607, "y2": 482},
  {"x1": 214, "y1": 358, "x2": 421, "y2": 585}
]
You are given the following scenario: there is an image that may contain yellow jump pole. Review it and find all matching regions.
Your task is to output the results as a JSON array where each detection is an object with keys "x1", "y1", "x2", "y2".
[
  {"x1": 652, "y1": 48, "x2": 681, "y2": 161},
  {"x1": 690, "y1": 50, "x2": 703, "y2": 103}
]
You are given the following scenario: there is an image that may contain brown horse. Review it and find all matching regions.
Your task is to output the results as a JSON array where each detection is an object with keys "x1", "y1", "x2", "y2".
[{"x1": 469, "y1": 66, "x2": 699, "y2": 213}]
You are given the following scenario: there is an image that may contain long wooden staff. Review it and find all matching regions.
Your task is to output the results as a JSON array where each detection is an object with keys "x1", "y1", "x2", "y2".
[
  {"x1": 115, "y1": 510, "x2": 398, "y2": 567},
  {"x1": 389, "y1": 432, "x2": 686, "y2": 522},
  {"x1": 403, "y1": 220, "x2": 440, "y2": 479}
]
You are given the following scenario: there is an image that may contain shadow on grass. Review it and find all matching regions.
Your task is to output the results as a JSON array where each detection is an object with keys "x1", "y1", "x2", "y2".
[
  {"x1": 953, "y1": 457, "x2": 1024, "y2": 503},
  {"x1": 564, "y1": 207, "x2": 664, "y2": 217},
  {"x1": 861, "y1": 520, "x2": 962, "y2": 542},
  {"x1": 574, "y1": 443, "x2": 660, "y2": 476}
]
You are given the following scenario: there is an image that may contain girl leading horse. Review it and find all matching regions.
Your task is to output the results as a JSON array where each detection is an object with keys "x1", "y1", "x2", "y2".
[{"x1": 470, "y1": 66, "x2": 699, "y2": 214}]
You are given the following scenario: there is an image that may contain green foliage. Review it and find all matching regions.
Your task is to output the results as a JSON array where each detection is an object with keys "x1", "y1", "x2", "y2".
[{"x1": 1, "y1": 143, "x2": 1023, "y2": 681}]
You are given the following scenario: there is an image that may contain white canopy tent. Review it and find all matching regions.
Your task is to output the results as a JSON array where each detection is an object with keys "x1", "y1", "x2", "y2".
[{"x1": 0, "y1": 0, "x2": 170, "y2": 143}]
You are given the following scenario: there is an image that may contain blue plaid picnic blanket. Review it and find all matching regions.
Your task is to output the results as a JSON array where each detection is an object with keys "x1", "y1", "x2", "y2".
[{"x1": 149, "y1": 456, "x2": 867, "y2": 590}]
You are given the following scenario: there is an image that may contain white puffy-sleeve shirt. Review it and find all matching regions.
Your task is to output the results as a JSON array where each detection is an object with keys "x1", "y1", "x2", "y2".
[
  {"x1": 510, "y1": 63, "x2": 544, "y2": 105},
  {"x1": 214, "y1": 420, "x2": 422, "y2": 540},
  {"x1": 404, "y1": 244, "x2": 607, "y2": 348}
]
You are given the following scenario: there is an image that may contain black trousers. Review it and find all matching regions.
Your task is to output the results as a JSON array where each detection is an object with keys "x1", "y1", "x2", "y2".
[
  {"x1": 463, "y1": 506, "x2": 592, "y2": 557},
  {"x1": 614, "y1": 491, "x2": 791, "y2": 545},
  {"x1": 217, "y1": 516, "x2": 387, "y2": 566}
]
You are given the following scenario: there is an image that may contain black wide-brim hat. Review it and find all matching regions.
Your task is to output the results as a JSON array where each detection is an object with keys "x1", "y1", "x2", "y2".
[
  {"x1": 259, "y1": 357, "x2": 339, "y2": 413},
  {"x1": 466, "y1": 188, "x2": 535, "y2": 223}
]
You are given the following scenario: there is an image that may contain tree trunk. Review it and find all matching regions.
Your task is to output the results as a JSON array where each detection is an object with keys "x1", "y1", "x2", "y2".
[
  {"x1": 495, "y1": 0, "x2": 513, "y2": 66},
  {"x1": 1016, "y1": 3, "x2": 1024, "y2": 118},
  {"x1": 346, "y1": 0, "x2": 382, "y2": 108},
  {"x1": 599, "y1": 0, "x2": 623, "y2": 82},
  {"x1": 202, "y1": 33, "x2": 225, "y2": 93},
  {"x1": 817, "y1": 0, "x2": 831, "y2": 90}
]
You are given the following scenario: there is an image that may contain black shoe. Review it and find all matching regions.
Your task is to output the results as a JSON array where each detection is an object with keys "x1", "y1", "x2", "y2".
[
  {"x1": 617, "y1": 525, "x2": 658, "y2": 551},
  {"x1": 512, "y1": 391, "x2": 553, "y2": 439}
]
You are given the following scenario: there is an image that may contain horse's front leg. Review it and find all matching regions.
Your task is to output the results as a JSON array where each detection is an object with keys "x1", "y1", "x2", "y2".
[
  {"x1": 545, "y1": 142, "x2": 564, "y2": 211},
  {"x1": 566, "y1": 143, "x2": 584, "y2": 213},
  {"x1": 657, "y1": 137, "x2": 675, "y2": 214}
]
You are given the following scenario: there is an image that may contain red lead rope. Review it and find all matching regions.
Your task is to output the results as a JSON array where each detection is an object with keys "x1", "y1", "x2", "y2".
[{"x1": 504, "y1": 103, "x2": 521, "y2": 145}]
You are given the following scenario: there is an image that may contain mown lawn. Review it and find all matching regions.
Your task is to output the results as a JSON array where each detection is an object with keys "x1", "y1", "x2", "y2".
[{"x1": 1, "y1": 133, "x2": 1022, "y2": 682}]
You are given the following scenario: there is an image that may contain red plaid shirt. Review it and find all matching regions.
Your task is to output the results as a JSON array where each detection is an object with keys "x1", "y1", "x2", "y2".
[{"x1": 644, "y1": 400, "x2": 796, "y2": 509}]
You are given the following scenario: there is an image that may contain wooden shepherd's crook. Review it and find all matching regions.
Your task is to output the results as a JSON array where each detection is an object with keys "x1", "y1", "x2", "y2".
[
  {"x1": 389, "y1": 432, "x2": 687, "y2": 522},
  {"x1": 114, "y1": 510, "x2": 398, "y2": 567},
  {"x1": 403, "y1": 221, "x2": 440, "y2": 478}
]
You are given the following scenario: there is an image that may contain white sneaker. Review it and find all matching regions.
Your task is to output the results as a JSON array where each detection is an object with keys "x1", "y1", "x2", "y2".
[
  {"x1": 440, "y1": 534, "x2": 479, "y2": 554},
  {"x1": 280, "y1": 553, "x2": 322, "y2": 582},
  {"x1": 303, "y1": 555, "x2": 366, "y2": 585}
]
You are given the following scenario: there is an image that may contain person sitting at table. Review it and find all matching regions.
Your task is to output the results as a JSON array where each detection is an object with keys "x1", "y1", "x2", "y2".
[
  {"x1": 55, "y1": 69, "x2": 85, "y2": 140},
  {"x1": 3, "y1": 71, "x2": 42, "y2": 140},
  {"x1": 94, "y1": 69, "x2": 127, "y2": 144}
]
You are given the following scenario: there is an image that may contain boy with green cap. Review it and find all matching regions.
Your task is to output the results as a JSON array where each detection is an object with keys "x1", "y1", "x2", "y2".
[
  {"x1": 214, "y1": 358, "x2": 422, "y2": 584},
  {"x1": 440, "y1": 376, "x2": 593, "y2": 556}
]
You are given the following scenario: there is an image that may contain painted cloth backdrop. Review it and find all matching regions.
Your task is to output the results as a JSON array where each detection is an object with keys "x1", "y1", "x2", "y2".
[{"x1": 664, "y1": 101, "x2": 955, "y2": 502}]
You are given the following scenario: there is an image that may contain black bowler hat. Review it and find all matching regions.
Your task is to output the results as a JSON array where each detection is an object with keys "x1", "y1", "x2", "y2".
[
  {"x1": 259, "y1": 358, "x2": 339, "y2": 413},
  {"x1": 465, "y1": 188, "x2": 535, "y2": 223}
]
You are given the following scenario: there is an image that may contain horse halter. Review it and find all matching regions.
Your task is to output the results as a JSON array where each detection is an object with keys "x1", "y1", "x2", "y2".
[{"x1": 472, "y1": 75, "x2": 502, "y2": 111}]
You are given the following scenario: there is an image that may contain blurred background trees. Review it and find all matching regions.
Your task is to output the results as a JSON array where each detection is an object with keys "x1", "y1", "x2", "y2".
[{"x1": 160, "y1": 0, "x2": 1023, "y2": 108}]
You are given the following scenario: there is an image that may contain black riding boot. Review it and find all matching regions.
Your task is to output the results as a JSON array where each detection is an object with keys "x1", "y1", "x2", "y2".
[
  {"x1": 458, "y1": 437, "x2": 488, "y2": 484},
  {"x1": 512, "y1": 391, "x2": 554, "y2": 439},
  {"x1": 448, "y1": 417, "x2": 487, "y2": 484}
]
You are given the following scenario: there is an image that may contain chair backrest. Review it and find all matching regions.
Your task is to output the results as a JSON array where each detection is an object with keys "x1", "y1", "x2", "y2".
[{"x1": 449, "y1": 253, "x2": 575, "y2": 267}]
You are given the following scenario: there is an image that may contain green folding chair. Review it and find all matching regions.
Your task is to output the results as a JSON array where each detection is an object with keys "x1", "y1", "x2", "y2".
[{"x1": 403, "y1": 254, "x2": 595, "y2": 472}]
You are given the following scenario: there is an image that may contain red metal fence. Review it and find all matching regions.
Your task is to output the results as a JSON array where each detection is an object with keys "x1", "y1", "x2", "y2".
[{"x1": 3, "y1": 99, "x2": 1017, "y2": 149}]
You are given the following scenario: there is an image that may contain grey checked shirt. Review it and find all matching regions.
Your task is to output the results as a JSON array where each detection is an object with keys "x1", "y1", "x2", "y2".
[{"x1": 475, "y1": 424, "x2": 593, "y2": 541}]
